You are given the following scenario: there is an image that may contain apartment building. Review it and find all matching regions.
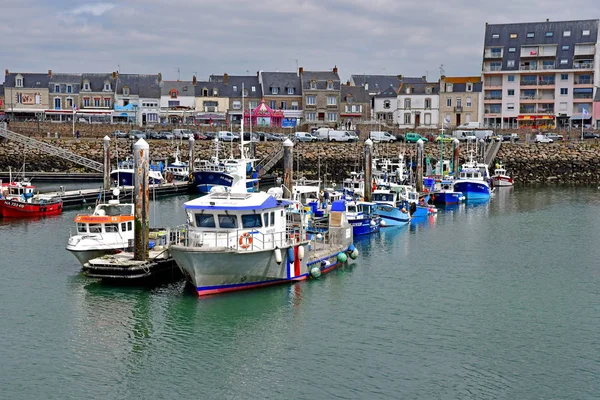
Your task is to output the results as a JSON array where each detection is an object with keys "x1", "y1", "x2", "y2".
[{"x1": 482, "y1": 19, "x2": 599, "y2": 129}]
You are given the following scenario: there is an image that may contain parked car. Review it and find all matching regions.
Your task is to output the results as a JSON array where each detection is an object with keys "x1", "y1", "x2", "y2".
[
  {"x1": 172, "y1": 129, "x2": 192, "y2": 139},
  {"x1": 218, "y1": 131, "x2": 238, "y2": 142},
  {"x1": 269, "y1": 133, "x2": 286, "y2": 141},
  {"x1": 395, "y1": 134, "x2": 405, "y2": 142},
  {"x1": 405, "y1": 132, "x2": 429, "y2": 143},
  {"x1": 582, "y1": 131, "x2": 600, "y2": 139},
  {"x1": 434, "y1": 134, "x2": 454, "y2": 143},
  {"x1": 204, "y1": 131, "x2": 217, "y2": 140},
  {"x1": 543, "y1": 132, "x2": 564, "y2": 142},
  {"x1": 146, "y1": 130, "x2": 161, "y2": 139},
  {"x1": 369, "y1": 131, "x2": 396, "y2": 143},
  {"x1": 501, "y1": 133, "x2": 520, "y2": 142},
  {"x1": 295, "y1": 132, "x2": 317, "y2": 142},
  {"x1": 534, "y1": 134, "x2": 553, "y2": 143},
  {"x1": 128, "y1": 130, "x2": 146, "y2": 139},
  {"x1": 159, "y1": 130, "x2": 174, "y2": 140},
  {"x1": 192, "y1": 131, "x2": 207, "y2": 140},
  {"x1": 112, "y1": 130, "x2": 128, "y2": 138}
]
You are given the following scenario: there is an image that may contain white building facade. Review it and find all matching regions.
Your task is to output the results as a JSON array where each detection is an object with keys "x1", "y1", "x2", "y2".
[{"x1": 396, "y1": 79, "x2": 440, "y2": 129}]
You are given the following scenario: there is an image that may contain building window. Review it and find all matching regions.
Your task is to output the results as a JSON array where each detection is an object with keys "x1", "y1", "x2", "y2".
[
  {"x1": 327, "y1": 112, "x2": 337, "y2": 122},
  {"x1": 508, "y1": 47, "x2": 516, "y2": 53},
  {"x1": 510, "y1": 33, "x2": 518, "y2": 39},
  {"x1": 507, "y1": 60, "x2": 515, "y2": 68},
  {"x1": 280, "y1": 101, "x2": 287, "y2": 110},
  {"x1": 54, "y1": 97, "x2": 61, "y2": 109},
  {"x1": 545, "y1": 32, "x2": 553, "y2": 37},
  {"x1": 104, "y1": 82, "x2": 111, "y2": 91},
  {"x1": 526, "y1": 32, "x2": 534, "y2": 38},
  {"x1": 251, "y1": 86, "x2": 256, "y2": 92},
  {"x1": 561, "y1": 73, "x2": 568, "y2": 81},
  {"x1": 287, "y1": 87, "x2": 294, "y2": 95},
  {"x1": 83, "y1": 81, "x2": 90, "y2": 90},
  {"x1": 291, "y1": 101, "x2": 298, "y2": 110},
  {"x1": 456, "y1": 98, "x2": 462, "y2": 107},
  {"x1": 104, "y1": 98, "x2": 111, "y2": 107},
  {"x1": 446, "y1": 98, "x2": 452, "y2": 107},
  {"x1": 346, "y1": 95, "x2": 353, "y2": 103},
  {"x1": 466, "y1": 97, "x2": 472, "y2": 107},
  {"x1": 243, "y1": 89, "x2": 248, "y2": 96},
  {"x1": 169, "y1": 89, "x2": 177, "y2": 98},
  {"x1": 269, "y1": 100, "x2": 276, "y2": 109},
  {"x1": 425, "y1": 87, "x2": 432, "y2": 94},
  {"x1": 560, "y1": 59, "x2": 568, "y2": 65},
  {"x1": 66, "y1": 98, "x2": 73, "y2": 108},
  {"x1": 16, "y1": 78, "x2": 23, "y2": 87},
  {"x1": 168, "y1": 100, "x2": 180, "y2": 107},
  {"x1": 67, "y1": 85, "x2": 72, "y2": 93},
  {"x1": 232, "y1": 85, "x2": 237, "y2": 92},
  {"x1": 583, "y1": 30, "x2": 590, "y2": 36},
  {"x1": 492, "y1": 34, "x2": 499, "y2": 39},
  {"x1": 123, "y1": 87, "x2": 130, "y2": 96},
  {"x1": 424, "y1": 113, "x2": 431, "y2": 125},
  {"x1": 560, "y1": 88, "x2": 568, "y2": 95},
  {"x1": 202, "y1": 88, "x2": 208, "y2": 97},
  {"x1": 310, "y1": 81, "x2": 316, "y2": 89},
  {"x1": 466, "y1": 83, "x2": 473, "y2": 92},
  {"x1": 271, "y1": 87, "x2": 279, "y2": 95},
  {"x1": 306, "y1": 112, "x2": 316, "y2": 121},
  {"x1": 55, "y1": 85, "x2": 60, "y2": 93},
  {"x1": 508, "y1": 89, "x2": 515, "y2": 96},
  {"x1": 404, "y1": 113, "x2": 411, "y2": 124},
  {"x1": 327, "y1": 81, "x2": 333, "y2": 90},
  {"x1": 232, "y1": 100, "x2": 241, "y2": 110},
  {"x1": 563, "y1": 30, "x2": 571, "y2": 37},
  {"x1": 249, "y1": 101, "x2": 257, "y2": 109},
  {"x1": 383, "y1": 100, "x2": 391, "y2": 109},
  {"x1": 83, "y1": 98, "x2": 90, "y2": 107},
  {"x1": 404, "y1": 98, "x2": 411, "y2": 109},
  {"x1": 562, "y1": 45, "x2": 570, "y2": 50},
  {"x1": 447, "y1": 83, "x2": 453, "y2": 92},
  {"x1": 306, "y1": 95, "x2": 316, "y2": 105},
  {"x1": 405, "y1": 87, "x2": 412, "y2": 94},
  {"x1": 508, "y1": 75, "x2": 515, "y2": 82},
  {"x1": 212, "y1": 89, "x2": 218, "y2": 96},
  {"x1": 424, "y1": 98, "x2": 431, "y2": 109},
  {"x1": 94, "y1": 98, "x2": 100, "y2": 107},
  {"x1": 507, "y1": 103, "x2": 515, "y2": 110},
  {"x1": 327, "y1": 96, "x2": 337, "y2": 105}
]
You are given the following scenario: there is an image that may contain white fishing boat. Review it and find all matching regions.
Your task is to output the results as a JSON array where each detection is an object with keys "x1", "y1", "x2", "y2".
[
  {"x1": 492, "y1": 164, "x2": 514, "y2": 187},
  {"x1": 164, "y1": 147, "x2": 190, "y2": 182}
]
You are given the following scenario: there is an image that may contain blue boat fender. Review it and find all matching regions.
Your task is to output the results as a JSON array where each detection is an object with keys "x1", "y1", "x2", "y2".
[
  {"x1": 348, "y1": 244, "x2": 355, "y2": 252},
  {"x1": 349, "y1": 248, "x2": 359, "y2": 260},
  {"x1": 287, "y1": 247, "x2": 295, "y2": 264}
]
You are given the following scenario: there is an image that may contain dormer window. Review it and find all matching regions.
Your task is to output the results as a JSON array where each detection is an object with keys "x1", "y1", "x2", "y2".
[
  {"x1": 123, "y1": 86, "x2": 130, "y2": 96},
  {"x1": 15, "y1": 74, "x2": 23, "y2": 88},
  {"x1": 425, "y1": 87, "x2": 432, "y2": 94},
  {"x1": 310, "y1": 80, "x2": 317, "y2": 89},
  {"x1": 327, "y1": 81, "x2": 333, "y2": 90},
  {"x1": 466, "y1": 83, "x2": 473, "y2": 92},
  {"x1": 251, "y1": 86, "x2": 256, "y2": 92},
  {"x1": 347, "y1": 94, "x2": 353, "y2": 103},
  {"x1": 67, "y1": 85, "x2": 72, "y2": 93},
  {"x1": 405, "y1": 87, "x2": 411, "y2": 94},
  {"x1": 447, "y1": 83, "x2": 453, "y2": 92},
  {"x1": 383, "y1": 100, "x2": 391, "y2": 109},
  {"x1": 287, "y1": 87, "x2": 294, "y2": 95},
  {"x1": 233, "y1": 85, "x2": 237, "y2": 92},
  {"x1": 83, "y1": 80, "x2": 90, "y2": 91},
  {"x1": 104, "y1": 81, "x2": 111, "y2": 91},
  {"x1": 212, "y1": 88, "x2": 218, "y2": 96},
  {"x1": 202, "y1": 88, "x2": 208, "y2": 97},
  {"x1": 55, "y1": 85, "x2": 60, "y2": 93},
  {"x1": 271, "y1": 87, "x2": 279, "y2": 95},
  {"x1": 170, "y1": 89, "x2": 178, "y2": 99},
  {"x1": 243, "y1": 88, "x2": 248, "y2": 96}
]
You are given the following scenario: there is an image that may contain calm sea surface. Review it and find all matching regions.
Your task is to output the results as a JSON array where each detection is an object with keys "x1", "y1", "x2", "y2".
[{"x1": 1, "y1": 186, "x2": 599, "y2": 399}]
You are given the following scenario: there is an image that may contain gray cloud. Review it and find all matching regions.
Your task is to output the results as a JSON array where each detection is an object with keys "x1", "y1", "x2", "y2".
[{"x1": 1, "y1": 0, "x2": 598, "y2": 82}]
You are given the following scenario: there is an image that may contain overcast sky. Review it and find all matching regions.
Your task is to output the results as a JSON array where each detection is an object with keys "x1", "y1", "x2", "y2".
[{"x1": 1, "y1": 0, "x2": 598, "y2": 83}]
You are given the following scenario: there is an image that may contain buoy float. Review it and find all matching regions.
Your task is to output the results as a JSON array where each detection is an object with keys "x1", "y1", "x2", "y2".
[
  {"x1": 287, "y1": 247, "x2": 295, "y2": 264},
  {"x1": 316, "y1": 233, "x2": 323, "y2": 240},
  {"x1": 274, "y1": 247, "x2": 282, "y2": 264},
  {"x1": 297, "y1": 245, "x2": 305, "y2": 260},
  {"x1": 380, "y1": 220, "x2": 387, "y2": 227},
  {"x1": 401, "y1": 207, "x2": 406, "y2": 213},
  {"x1": 337, "y1": 252, "x2": 347, "y2": 263},
  {"x1": 321, "y1": 260, "x2": 331, "y2": 267},
  {"x1": 348, "y1": 244, "x2": 355, "y2": 252},
  {"x1": 370, "y1": 220, "x2": 376, "y2": 226},
  {"x1": 310, "y1": 266, "x2": 322, "y2": 279},
  {"x1": 349, "y1": 248, "x2": 359, "y2": 260}
]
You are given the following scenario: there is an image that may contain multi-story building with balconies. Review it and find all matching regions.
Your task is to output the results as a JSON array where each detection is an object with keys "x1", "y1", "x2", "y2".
[{"x1": 482, "y1": 19, "x2": 599, "y2": 129}]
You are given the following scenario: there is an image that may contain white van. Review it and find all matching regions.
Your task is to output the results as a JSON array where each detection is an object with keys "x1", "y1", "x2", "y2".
[
  {"x1": 295, "y1": 132, "x2": 317, "y2": 142},
  {"x1": 172, "y1": 129, "x2": 192, "y2": 139},
  {"x1": 370, "y1": 131, "x2": 396, "y2": 143},
  {"x1": 314, "y1": 128, "x2": 357, "y2": 142},
  {"x1": 218, "y1": 131, "x2": 238, "y2": 142},
  {"x1": 452, "y1": 129, "x2": 493, "y2": 141},
  {"x1": 457, "y1": 122, "x2": 483, "y2": 129}
]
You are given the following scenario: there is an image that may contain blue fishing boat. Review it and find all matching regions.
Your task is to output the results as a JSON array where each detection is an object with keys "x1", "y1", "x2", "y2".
[
  {"x1": 372, "y1": 189, "x2": 411, "y2": 226},
  {"x1": 453, "y1": 152, "x2": 491, "y2": 201},
  {"x1": 431, "y1": 179, "x2": 464, "y2": 205},
  {"x1": 346, "y1": 201, "x2": 381, "y2": 236},
  {"x1": 110, "y1": 158, "x2": 164, "y2": 186}
]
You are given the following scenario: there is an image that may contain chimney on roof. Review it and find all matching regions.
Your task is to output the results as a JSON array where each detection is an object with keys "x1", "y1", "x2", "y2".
[
  {"x1": 398, "y1": 74, "x2": 402, "y2": 80},
  {"x1": 112, "y1": 71, "x2": 117, "y2": 79},
  {"x1": 193, "y1": 75, "x2": 197, "y2": 86},
  {"x1": 422, "y1": 75, "x2": 427, "y2": 82},
  {"x1": 546, "y1": 18, "x2": 549, "y2": 22},
  {"x1": 224, "y1": 73, "x2": 229, "y2": 85},
  {"x1": 347, "y1": 80, "x2": 350, "y2": 86},
  {"x1": 298, "y1": 67, "x2": 303, "y2": 76},
  {"x1": 5, "y1": 69, "x2": 8, "y2": 76},
  {"x1": 158, "y1": 73, "x2": 162, "y2": 83},
  {"x1": 48, "y1": 69, "x2": 52, "y2": 78},
  {"x1": 333, "y1": 65, "x2": 338, "y2": 74}
]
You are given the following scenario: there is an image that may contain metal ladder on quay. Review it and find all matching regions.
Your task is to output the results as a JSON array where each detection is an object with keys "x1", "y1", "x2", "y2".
[
  {"x1": 256, "y1": 144, "x2": 284, "y2": 177},
  {"x1": 484, "y1": 140, "x2": 502, "y2": 169},
  {"x1": 0, "y1": 124, "x2": 103, "y2": 172}
]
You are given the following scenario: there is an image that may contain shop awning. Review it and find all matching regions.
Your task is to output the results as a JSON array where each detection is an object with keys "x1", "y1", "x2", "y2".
[{"x1": 517, "y1": 115, "x2": 555, "y2": 120}]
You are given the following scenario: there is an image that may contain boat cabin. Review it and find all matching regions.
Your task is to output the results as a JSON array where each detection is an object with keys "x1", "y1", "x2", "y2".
[
  {"x1": 3, "y1": 182, "x2": 35, "y2": 202},
  {"x1": 343, "y1": 171, "x2": 365, "y2": 196},
  {"x1": 74, "y1": 200, "x2": 134, "y2": 234},
  {"x1": 372, "y1": 189, "x2": 398, "y2": 206}
]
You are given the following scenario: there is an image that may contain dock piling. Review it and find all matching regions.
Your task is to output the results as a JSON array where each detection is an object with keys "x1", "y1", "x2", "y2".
[
  {"x1": 364, "y1": 138, "x2": 373, "y2": 202},
  {"x1": 103, "y1": 136, "x2": 110, "y2": 191},
  {"x1": 282, "y1": 139, "x2": 294, "y2": 199},
  {"x1": 188, "y1": 136, "x2": 195, "y2": 171},
  {"x1": 133, "y1": 139, "x2": 150, "y2": 261},
  {"x1": 416, "y1": 139, "x2": 424, "y2": 192},
  {"x1": 453, "y1": 138, "x2": 460, "y2": 176}
]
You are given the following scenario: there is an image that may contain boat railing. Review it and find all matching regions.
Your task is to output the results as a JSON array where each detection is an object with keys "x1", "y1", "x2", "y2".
[{"x1": 179, "y1": 226, "x2": 298, "y2": 252}]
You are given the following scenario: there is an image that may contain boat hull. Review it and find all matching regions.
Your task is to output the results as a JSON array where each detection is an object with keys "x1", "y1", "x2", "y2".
[
  {"x1": 67, "y1": 248, "x2": 123, "y2": 266},
  {"x1": 110, "y1": 171, "x2": 162, "y2": 186},
  {"x1": 374, "y1": 205, "x2": 410, "y2": 226},
  {"x1": 453, "y1": 181, "x2": 491, "y2": 200},
  {"x1": 349, "y1": 216, "x2": 381, "y2": 236},
  {"x1": 193, "y1": 171, "x2": 256, "y2": 194},
  {"x1": 0, "y1": 199, "x2": 63, "y2": 218},
  {"x1": 493, "y1": 176, "x2": 513, "y2": 187},
  {"x1": 431, "y1": 191, "x2": 464, "y2": 205},
  {"x1": 411, "y1": 205, "x2": 435, "y2": 218}
]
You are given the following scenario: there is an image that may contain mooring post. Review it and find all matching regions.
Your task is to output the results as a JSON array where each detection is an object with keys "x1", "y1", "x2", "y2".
[
  {"x1": 133, "y1": 139, "x2": 149, "y2": 261},
  {"x1": 282, "y1": 139, "x2": 294, "y2": 199},
  {"x1": 364, "y1": 138, "x2": 373, "y2": 202},
  {"x1": 103, "y1": 135, "x2": 111, "y2": 191},
  {"x1": 453, "y1": 138, "x2": 460, "y2": 176},
  {"x1": 479, "y1": 139, "x2": 485, "y2": 162},
  {"x1": 416, "y1": 139, "x2": 424, "y2": 193},
  {"x1": 250, "y1": 140, "x2": 256, "y2": 159},
  {"x1": 188, "y1": 135, "x2": 195, "y2": 172}
]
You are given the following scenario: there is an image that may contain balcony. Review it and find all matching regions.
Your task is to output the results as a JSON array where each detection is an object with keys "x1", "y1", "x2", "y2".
[
  {"x1": 520, "y1": 80, "x2": 538, "y2": 86},
  {"x1": 484, "y1": 79, "x2": 502, "y2": 88},
  {"x1": 520, "y1": 106, "x2": 536, "y2": 113},
  {"x1": 573, "y1": 93, "x2": 593, "y2": 99},
  {"x1": 483, "y1": 65, "x2": 502, "y2": 72},
  {"x1": 538, "y1": 79, "x2": 555, "y2": 86},
  {"x1": 574, "y1": 61, "x2": 593, "y2": 69},
  {"x1": 520, "y1": 64, "x2": 539, "y2": 71},
  {"x1": 484, "y1": 108, "x2": 501, "y2": 114},
  {"x1": 454, "y1": 106, "x2": 463, "y2": 113},
  {"x1": 484, "y1": 96, "x2": 502, "y2": 101},
  {"x1": 484, "y1": 48, "x2": 504, "y2": 59},
  {"x1": 574, "y1": 46, "x2": 595, "y2": 57},
  {"x1": 574, "y1": 77, "x2": 594, "y2": 85}
]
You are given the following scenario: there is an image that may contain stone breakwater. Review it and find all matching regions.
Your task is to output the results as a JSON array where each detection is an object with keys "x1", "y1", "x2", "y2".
[{"x1": 1, "y1": 138, "x2": 600, "y2": 184}]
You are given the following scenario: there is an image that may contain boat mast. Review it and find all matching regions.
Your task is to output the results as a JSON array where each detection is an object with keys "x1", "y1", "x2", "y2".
[{"x1": 240, "y1": 82, "x2": 246, "y2": 159}]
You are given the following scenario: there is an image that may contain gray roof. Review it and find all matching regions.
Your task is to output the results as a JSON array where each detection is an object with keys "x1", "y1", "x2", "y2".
[
  {"x1": 205, "y1": 75, "x2": 262, "y2": 98},
  {"x1": 484, "y1": 19, "x2": 599, "y2": 71},
  {"x1": 4, "y1": 72, "x2": 51, "y2": 89},
  {"x1": 161, "y1": 80, "x2": 195, "y2": 97},
  {"x1": 595, "y1": 89, "x2": 600, "y2": 102},
  {"x1": 0, "y1": 84, "x2": 3, "y2": 96},
  {"x1": 351, "y1": 75, "x2": 402, "y2": 92},
  {"x1": 374, "y1": 86, "x2": 398, "y2": 98},
  {"x1": 261, "y1": 72, "x2": 302, "y2": 96},
  {"x1": 81, "y1": 73, "x2": 116, "y2": 92},
  {"x1": 48, "y1": 73, "x2": 82, "y2": 94},
  {"x1": 341, "y1": 85, "x2": 369, "y2": 103},
  {"x1": 116, "y1": 74, "x2": 160, "y2": 98},
  {"x1": 399, "y1": 78, "x2": 439, "y2": 95},
  {"x1": 301, "y1": 70, "x2": 341, "y2": 90},
  {"x1": 447, "y1": 82, "x2": 483, "y2": 93}
]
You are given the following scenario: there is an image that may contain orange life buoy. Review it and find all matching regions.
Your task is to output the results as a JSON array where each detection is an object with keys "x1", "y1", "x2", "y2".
[{"x1": 239, "y1": 232, "x2": 253, "y2": 249}]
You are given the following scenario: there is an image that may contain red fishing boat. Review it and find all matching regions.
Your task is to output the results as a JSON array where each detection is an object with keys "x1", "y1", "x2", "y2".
[{"x1": 0, "y1": 181, "x2": 63, "y2": 218}]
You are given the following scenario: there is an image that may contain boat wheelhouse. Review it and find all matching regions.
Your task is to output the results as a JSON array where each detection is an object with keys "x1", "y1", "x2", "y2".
[
  {"x1": 492, "y1": 164, "x2": 514, "y2": 187},
  {"x1": 453, "y1": 153, "x2": 491, "y2": 200},
  {"x1": 372, "y1": 189, "x2": 410, "y2": 226},
  {"x1": 346, "y1": 201, "x2": 381, "y2": 236}
]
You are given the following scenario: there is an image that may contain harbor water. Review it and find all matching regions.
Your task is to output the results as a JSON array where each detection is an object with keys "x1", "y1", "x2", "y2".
[{"x1": 1, "y1": 186, "x2": 599, "y2": 399}]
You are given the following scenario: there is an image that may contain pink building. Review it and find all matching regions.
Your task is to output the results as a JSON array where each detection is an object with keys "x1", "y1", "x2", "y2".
[
  {"x1": 244, "y1": 98, "x2": 284, "y2": 128},
  {"x1": 594, "y1": 91, "x2": 600, "y2": 129}
]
